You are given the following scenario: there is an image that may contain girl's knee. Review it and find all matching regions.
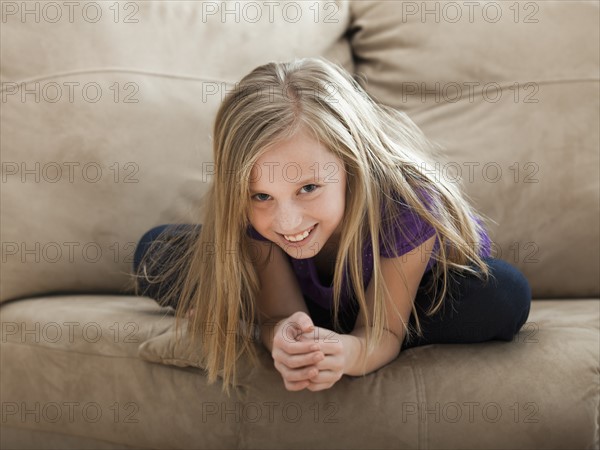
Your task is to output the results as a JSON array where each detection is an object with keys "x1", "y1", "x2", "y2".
[
  {"x1": 133, "y1": 224, "x2": 172, "y2": 273},
  {"x1": 132, "y1": 223, "x2": 201, "y2": 307},
  {"x1": 488, "y1": 259, "x2": 532, "y2": 306},
  {"x1": 485, "y1": 258, "x2": 532, "y2": 338},
  {"x1": 133, "y1": 224, "x2": 200, "y2": 272}
]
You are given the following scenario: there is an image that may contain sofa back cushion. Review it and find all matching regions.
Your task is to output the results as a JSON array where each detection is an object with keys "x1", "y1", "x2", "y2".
[
  {"x1": 2, "y1": 1, "x2": 598, "y2": 302},
  {"x1": 349, "y1": 0, "x2": 599, "y2": 298},
  {"x1": 0, "y1": 1, "x2": 352, "y2": 302}
]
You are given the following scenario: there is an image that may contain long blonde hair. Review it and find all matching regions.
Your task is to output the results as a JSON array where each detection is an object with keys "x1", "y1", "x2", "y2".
[{"x1": 131, "y1": 57, "x2": 490, "y2": 397}]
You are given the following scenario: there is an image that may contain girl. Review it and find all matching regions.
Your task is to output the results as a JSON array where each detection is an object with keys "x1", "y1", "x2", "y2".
[{"x1": 131, "y1": 57, "x2": 531, "y2": 396}]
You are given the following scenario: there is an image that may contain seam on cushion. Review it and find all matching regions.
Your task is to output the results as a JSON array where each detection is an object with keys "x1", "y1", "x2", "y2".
[
  {"x1": 1, "y1": 67, "x2": 238, "y2": 91},
  {"x1": 480, "y1": 78, "x2": 599, "y2": 89},
  {"x1": 148, "y1": 357, "x2": 203, "y2": 369},
  {"x1": 4, "y1": 322, "x2": 596, "y2": 357},
  {"x1": 465, "y1": 78, "x2": 600, "y2": 100},
  {"x1": 143, "y1": 358, "x2": 251, "y2": 392},
  {"x1": 596, "y1": 365, "x2": 600, "y2": 450},
  {"x1": 5, "y1": 72, "x2": 597, "y2": 95},
  {"x1": 2, "y1": 425, "x2": 148, "y2": 449},
  {"x1": 1, "y1": 341, "x2": 148, "y2": 360},
  {"x1": 1, "y1": 341, "x2": 251, "y2": 387},
  {"x1": 407, "y1": 77, "x2": 600, "y2": 112},
  {"x1": 407, "y1": 351, "x2": 427, "y2": 450}
]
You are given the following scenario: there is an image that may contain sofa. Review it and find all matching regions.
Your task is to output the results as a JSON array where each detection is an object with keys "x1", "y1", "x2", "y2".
[{"x1": 1, "y1": 1, "x2": 598, "y2": 449}]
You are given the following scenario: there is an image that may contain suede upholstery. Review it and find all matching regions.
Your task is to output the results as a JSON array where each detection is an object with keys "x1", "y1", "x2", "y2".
[{"x1": 1, "y1": 1, "x2": 598, "y2": 449}]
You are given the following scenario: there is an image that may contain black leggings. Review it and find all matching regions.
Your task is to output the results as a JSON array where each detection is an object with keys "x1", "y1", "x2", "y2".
[{"x1": 133, "y1": 224, "x2": 532, "y2": 351}]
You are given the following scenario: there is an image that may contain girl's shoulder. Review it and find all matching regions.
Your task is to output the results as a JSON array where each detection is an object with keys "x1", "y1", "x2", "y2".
[
  {"x1": 378, "y1": 187, "x2": 491, "y2": 258},
  {"x1": 378, "y1": 196, "x2": 437, "y2": 258}
]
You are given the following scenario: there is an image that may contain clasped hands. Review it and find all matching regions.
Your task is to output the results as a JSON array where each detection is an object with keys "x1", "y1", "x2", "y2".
[{"x1": 271, "y1": 311, "x2": 348, "y2": 392}]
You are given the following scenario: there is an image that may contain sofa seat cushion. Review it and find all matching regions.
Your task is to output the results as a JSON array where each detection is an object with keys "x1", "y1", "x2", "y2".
[
  {"x1": 3, "y1": 296, "x2": 596, "y2": 448},
  {"x1": 1, "y1": 295, "x2": 174, "y2": 358},
  {"x1": 1, "y1": 295, "x2": 244, "y2": 449}
]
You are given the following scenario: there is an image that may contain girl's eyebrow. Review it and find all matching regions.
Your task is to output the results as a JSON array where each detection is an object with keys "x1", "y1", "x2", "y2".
[
  {"x1": 249, "y1": 177, "x2": 322, "y2": 193},
  {"x1": 298, "y1": 176, "x2": 321, "y2": 183}
]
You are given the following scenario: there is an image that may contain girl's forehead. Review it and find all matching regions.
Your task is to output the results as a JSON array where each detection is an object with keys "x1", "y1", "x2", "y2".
[
  {"x1": 249, "y1": 158, "x2": 345, "y2": 190},
  {"x1": 254, "y1": 136, "x2": 339, "y2": 165},
  {"x1": 250, "y1": 149, "x2": 343, "y2": 175},
  {"x1": 249, "y1": 130, "x2": 345, "y2": 182}
]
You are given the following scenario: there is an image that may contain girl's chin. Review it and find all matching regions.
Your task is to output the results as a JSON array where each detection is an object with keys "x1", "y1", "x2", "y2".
[
  {"x1": 279, "y1": 241, "x2": 322, "y2": 260},
  {"x1": 283, "y1": 250, "x2": 319, "y2": 260}
]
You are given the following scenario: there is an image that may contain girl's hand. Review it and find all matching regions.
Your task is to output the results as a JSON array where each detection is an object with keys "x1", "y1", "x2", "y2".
[
  {"x1": 271, "y1": 312, "x2": 326, "y2": 392},
  {"x1": 301, "y1": 326, "x2": 346, "y2": 392}
]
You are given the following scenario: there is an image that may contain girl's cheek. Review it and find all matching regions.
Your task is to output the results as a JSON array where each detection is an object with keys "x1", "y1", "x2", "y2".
[
  {"x1": 249, "y1": 204, "x2": 267, "y2": 219},
  {"x1": 252, "y1": 210, "x2": 273, "y2": 229}
]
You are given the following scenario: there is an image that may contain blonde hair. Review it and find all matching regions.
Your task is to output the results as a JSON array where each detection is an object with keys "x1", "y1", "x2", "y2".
[{"x1": 131, "y1": 56, "x2": 490, "y2": 397}]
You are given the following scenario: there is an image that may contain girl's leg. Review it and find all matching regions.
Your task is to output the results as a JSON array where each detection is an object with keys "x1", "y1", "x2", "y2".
[
  {"x1": 133, "y1": 223, "x2": 202, "y2": 308},
  {"x1": 401, "y1": 257, "x2": 532, "y2": 350}
]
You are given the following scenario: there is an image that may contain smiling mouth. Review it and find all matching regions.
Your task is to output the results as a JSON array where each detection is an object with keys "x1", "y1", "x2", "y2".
[{"x1": 281, "y1": 224, "x2": 317, "y2": 242}]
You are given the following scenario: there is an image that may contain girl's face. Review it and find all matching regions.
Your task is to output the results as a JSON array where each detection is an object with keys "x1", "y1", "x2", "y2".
[{"x1": 248, "y1": 128, "x2": 346, "y2": 260}]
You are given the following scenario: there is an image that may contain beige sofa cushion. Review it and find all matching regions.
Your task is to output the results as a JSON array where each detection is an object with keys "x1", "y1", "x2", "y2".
[
  {"x1": 3, "y1": 294, "x2": 598, "y2": 448},
  {"x1": 0, "y1": 1, "x2": 352, "y2": 303},
  {"x1": 348, "y1": 0, "x2": 599, "y2": 298}
]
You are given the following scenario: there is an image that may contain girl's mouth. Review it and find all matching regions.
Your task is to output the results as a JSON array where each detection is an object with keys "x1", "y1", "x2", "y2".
[{"x1": 281, "y1": 224, "x2": 317, "y2": 245}]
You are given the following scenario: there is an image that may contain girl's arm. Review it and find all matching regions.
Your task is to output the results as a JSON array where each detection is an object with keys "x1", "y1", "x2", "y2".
[
  {"x1": 251, "y1": 240, "x2": 327, "y2": 391},
  {"x1": 252, "y1": 240, "x2": 311, "y2": 353},
  {"x1": 342, "y1": 235, "x2": 438, "y2": 377}
]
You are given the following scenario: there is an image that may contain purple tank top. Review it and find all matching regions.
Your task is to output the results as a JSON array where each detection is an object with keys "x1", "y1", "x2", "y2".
[{"x1": 246, "y1": 199, "x2": 491, "y2": 312}]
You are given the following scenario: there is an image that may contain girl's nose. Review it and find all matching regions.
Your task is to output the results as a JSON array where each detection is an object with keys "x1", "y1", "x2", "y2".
[{"x1": 276, "y1": 208, "x2": 302, "y2": 233}]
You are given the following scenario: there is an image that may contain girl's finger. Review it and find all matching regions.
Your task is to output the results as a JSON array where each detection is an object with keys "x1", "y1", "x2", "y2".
[
  {"x1": 284, "y1": 350, "x2": 324, "y2": 369},
  {"x1": 278, "y1": 321, "x2": 315, "y2": 344},
  {"x1": 309, "y1": 369, "x2": 337, "y2": 383},
  {"x1": 297, "y1": 311, "x2": 316, "y2": 333},
  {"x1": 284, "y1": 379, "x2": 311, "y2": 391},
  {"x1": 274, "y1": 359, "x2": 315, "y2": 381},
  {"x1": 287, "y1": 312, "x2": 315, "y2": 335},
  {"x1": 307, "y1": 381, "x2": 332, "y2": 392},
  {"x1": 281, "y1": 337, "x2": 321, "y2": 355},
  {"x1": 307, "y1": 354, "x2": 345, "y2": 380},
  {"x1": 307, "y1": 339, "x2": 339, "y2": 356}
]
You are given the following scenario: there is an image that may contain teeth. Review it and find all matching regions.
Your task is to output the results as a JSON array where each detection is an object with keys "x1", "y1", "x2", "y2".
[{"x1": 284, "y1": 226, "x2": 314, "y2": 242}]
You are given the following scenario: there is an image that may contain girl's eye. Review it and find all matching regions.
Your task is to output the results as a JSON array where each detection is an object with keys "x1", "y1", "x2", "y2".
[
  {"x1": 302, "y1": 184, "x2": 319, "y2": 193},
  {"x1": 254, "y1": 194, "x2": 269, "y2": 202},
  {"x1": 252, "y1": 184, "x2": 319, "y2": 203}
]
